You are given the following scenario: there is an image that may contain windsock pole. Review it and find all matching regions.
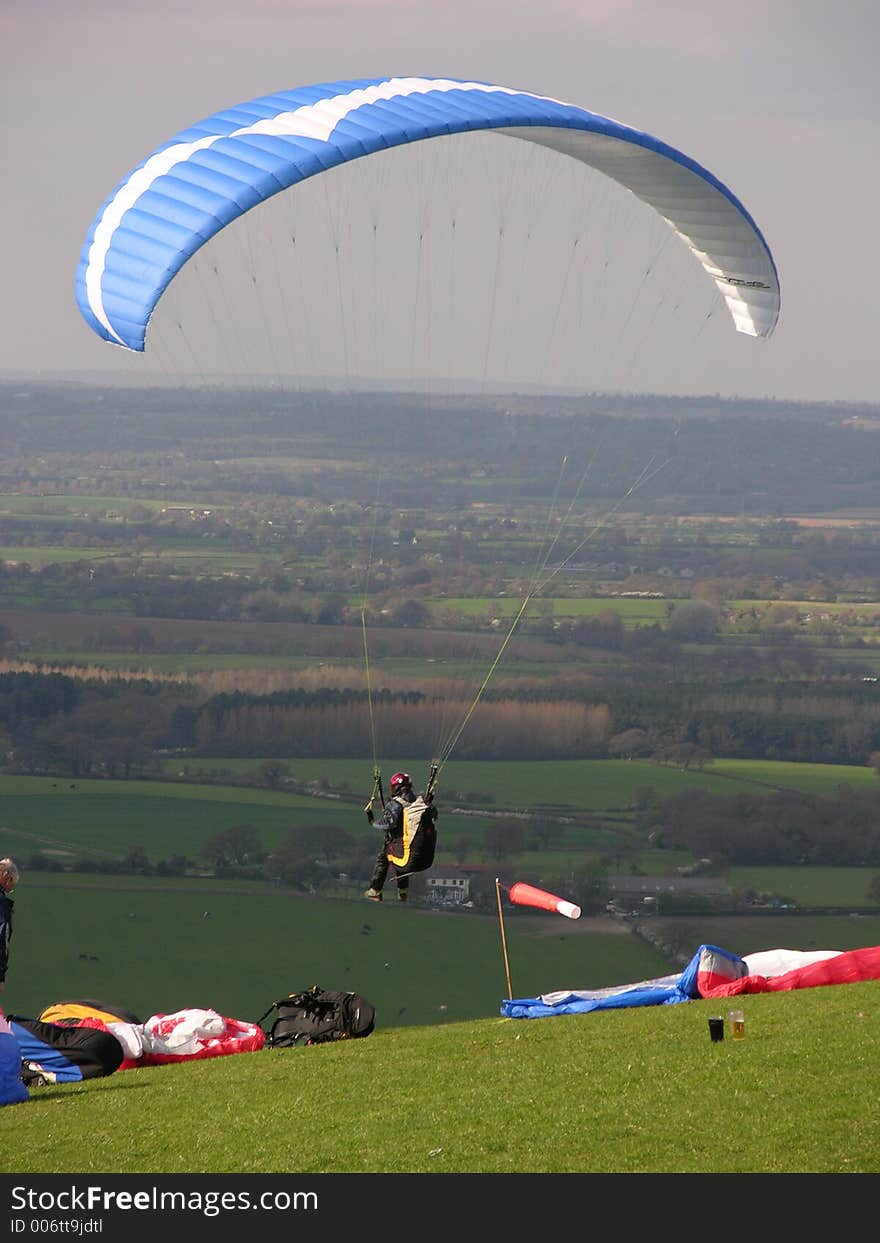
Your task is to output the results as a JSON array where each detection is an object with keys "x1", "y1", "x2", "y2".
[{"x1": 495, "y1": 877, "x2": 513, "y2": 1001}]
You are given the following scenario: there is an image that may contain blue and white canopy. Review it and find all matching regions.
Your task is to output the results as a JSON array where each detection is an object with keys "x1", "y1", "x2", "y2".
[{"x1": 76, "y1": 76, "x2": 780, "y2": 353}]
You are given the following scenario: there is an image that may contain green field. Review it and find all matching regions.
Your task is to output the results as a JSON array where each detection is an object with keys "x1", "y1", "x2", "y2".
[
  {"x1": 726, "y1": 867, "x2": 880, "y2": 907},
  {"x1": 0, "y1": 774, "x2": 622, "y2": 872},
  {"x1": 0, "y1": 543, "x2": 281, "y2": 572},
  {"x1": 0, "y1": 493, "x2": 207, "y2": 515},
  {"x1": 161, "y1": 755, "x2": 880, "y2": 808},
  {"x1": 0, "y1": 776, "x2": 364, "y2": 864},
  {"x1": 728, "y1": 598, "x2": 880, "y2": 619},
  {"x1": 7, "y1": 876, "x2": 672, "y2": 1033},
  {"x1": 710, "y1": 757, "x2": 880, "y2": 795},
  {"x1": 0, "y1": 545, "x2": 118, "y2": 564},
  {"x1": 5, "y1": 759, "x2": 879, "y2": 892},
  {"x1": 18, "y1": 650, "x2": 571, "y2": 680},
  {"x1": 651, "y1": 913, "x2": 880, "y2": 957},
  {"x1": 3, "y1": 756, "x2": 879, "y2": 948},
  {"x1": 21, "y1": 650, "x2": 333, "y2": 673},
  {"x1": 427, "y1": 595, "x2": 681, "y2": 625}
]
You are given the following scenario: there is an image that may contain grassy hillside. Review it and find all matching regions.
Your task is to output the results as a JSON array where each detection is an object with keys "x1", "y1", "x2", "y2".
[{"x1": 5, "y1": 980, "x2": 879, "y2": 1179}]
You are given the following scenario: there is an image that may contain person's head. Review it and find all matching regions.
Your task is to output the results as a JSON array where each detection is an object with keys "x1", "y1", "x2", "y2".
[
  {"x1": 390, "y1": 772, "x2": 413, "y2": 799},
  {"x1": 0, "y1": 859, "x2": 19, "y2": 895}
]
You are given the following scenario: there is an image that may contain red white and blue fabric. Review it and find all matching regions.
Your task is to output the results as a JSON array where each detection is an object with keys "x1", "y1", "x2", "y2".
[{"x1": 500, "y1": 943, "x2": 880, "y2": 1019}]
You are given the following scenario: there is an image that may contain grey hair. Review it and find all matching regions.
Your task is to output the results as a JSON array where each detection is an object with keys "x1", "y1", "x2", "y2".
[{"x1": 0, "y1": 858, "x2": 19, "y2": 892}]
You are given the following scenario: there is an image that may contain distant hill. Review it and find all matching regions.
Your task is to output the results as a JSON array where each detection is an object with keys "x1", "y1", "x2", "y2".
[{"x1": 3, "y1": 378, "x2": 880, "y2": 515}]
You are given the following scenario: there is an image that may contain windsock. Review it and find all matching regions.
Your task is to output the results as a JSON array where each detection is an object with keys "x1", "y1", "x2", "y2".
[{"x1": 508, "y1": 882, "x2": 581, "y2": 920}]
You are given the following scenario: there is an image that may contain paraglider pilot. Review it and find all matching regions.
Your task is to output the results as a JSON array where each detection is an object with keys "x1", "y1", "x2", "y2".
[
  {"x1": 0, "y1": 858, "x2": 27, "y2": 1107},
  {"x1": 364, "y1": 772, "x2": 436, "y2": 903},
  {"x1": 0, "y1": 858, "x2": 19, "y2": 998}
]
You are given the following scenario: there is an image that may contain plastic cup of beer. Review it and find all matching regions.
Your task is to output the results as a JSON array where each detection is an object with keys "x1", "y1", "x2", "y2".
[
  {"x1": 729, "y1": 1009, "x2": 745, "y2": 1040},
  {"x1": 708, "y1": 1015, "x2": 724, "y2": 1042}
]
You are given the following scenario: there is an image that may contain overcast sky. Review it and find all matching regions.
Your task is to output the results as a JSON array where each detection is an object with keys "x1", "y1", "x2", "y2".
[{"x1": 3, "y1": 0, "x2": 878, "y2": 404}]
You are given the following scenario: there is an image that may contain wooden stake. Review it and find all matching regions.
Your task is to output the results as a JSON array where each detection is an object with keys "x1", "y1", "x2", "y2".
[{"x1": 496, "y1": 877, "x2": 513, "y2": 1000}]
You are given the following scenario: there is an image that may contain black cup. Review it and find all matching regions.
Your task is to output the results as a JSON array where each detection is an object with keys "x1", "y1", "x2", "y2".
[{"x1": 708, "y1": 1016, "x2": 724, "y2": 1042}]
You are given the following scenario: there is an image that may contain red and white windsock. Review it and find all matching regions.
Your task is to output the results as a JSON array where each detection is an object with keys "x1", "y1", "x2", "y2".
[{"x1": 508, "y1": 882, "x2": 581, "y2": 920}]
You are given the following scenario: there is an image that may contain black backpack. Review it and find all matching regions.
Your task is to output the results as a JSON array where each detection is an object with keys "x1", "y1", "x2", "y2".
[{"x1": 257, "y1": 985, "x2": 376, "y2": 1048}]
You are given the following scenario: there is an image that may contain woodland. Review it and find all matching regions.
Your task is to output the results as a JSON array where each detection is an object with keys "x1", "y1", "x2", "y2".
[{"x1": 4, "y1": 378, "x2": 880, "y2": 894}]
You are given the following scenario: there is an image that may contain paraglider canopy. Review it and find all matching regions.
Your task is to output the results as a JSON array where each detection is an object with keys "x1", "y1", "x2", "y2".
[{"x1": 76, "y1": 76, "x2": 780, "y2": 354}]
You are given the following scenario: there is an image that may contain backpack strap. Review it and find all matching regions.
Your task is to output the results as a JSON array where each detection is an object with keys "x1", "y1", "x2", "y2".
[
  {"x1": 255, "y1": 995, "x2": 300, "y2": 1029},
  {"x1": 255, "y1": 986, "x2": 325, "y2": 1030}
]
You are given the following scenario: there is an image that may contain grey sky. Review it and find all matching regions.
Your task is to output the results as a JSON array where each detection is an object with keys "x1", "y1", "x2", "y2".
[{"x1": 3, "y1": 0, "x2": 878, "y2": 404}]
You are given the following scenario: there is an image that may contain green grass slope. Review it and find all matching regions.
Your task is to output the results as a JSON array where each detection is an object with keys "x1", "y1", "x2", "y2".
[{"x1": 5, "y1": 981, "x2": 879, "y2": 1175}]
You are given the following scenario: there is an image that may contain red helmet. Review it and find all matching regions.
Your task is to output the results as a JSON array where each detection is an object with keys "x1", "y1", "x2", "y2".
[{"x1": 390, "y1": 772, "x2": 412, "y2": 795}]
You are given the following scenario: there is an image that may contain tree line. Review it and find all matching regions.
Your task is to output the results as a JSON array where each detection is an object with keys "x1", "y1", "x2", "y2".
[{"x1": 5, "y1": 668, "x2": 880, "y2": 770}]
